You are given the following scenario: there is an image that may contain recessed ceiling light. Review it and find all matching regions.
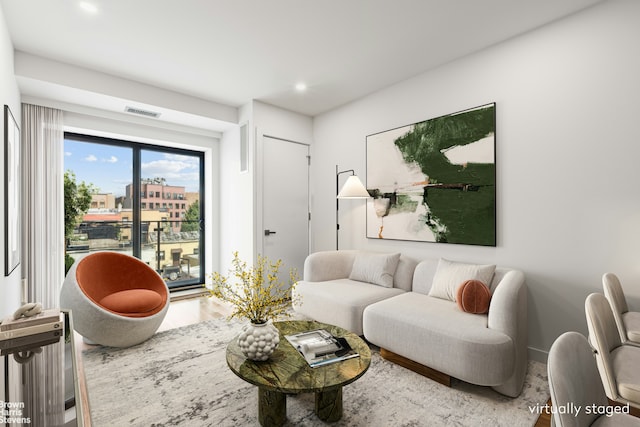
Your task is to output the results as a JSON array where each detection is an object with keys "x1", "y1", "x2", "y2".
[
  {"x1": 79, "y1": 1, "x2": 98, "y2": 14},
  {"x1": 295, "y1": 83, "x2": 307, "y2": 92}
]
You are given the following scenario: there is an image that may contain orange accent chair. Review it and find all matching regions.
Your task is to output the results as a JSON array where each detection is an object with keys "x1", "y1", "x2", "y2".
[{"x1": 60, "y1": 252, "x2": 170, "y2": 347}]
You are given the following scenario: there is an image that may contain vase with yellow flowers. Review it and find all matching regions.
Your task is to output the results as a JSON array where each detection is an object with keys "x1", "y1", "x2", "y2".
[{"x1": 208, "y1": 252, "x2": 299, "y2": 361}]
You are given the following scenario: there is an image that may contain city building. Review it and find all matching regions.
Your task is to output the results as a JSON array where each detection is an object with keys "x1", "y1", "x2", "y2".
[{"x1": 124, "y1": 178, "x2": 187, "y2": 232}]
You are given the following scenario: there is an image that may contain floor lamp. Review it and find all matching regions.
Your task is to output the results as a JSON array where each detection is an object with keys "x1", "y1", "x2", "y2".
[{"x1": 336, "y1": 165, "x2": 370, "y2": 250}]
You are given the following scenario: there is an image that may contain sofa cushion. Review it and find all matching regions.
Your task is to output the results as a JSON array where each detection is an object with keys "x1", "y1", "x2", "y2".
[
  {"x1": 428, "y1": 258, "x2": 496, "y2": 302},
  {"x1": 292, "y1": 279, "x2": 405, "y2": 335},
  {"x1": 456, "y1": 280, "x2": 491, "y2": 314},
  {"x1": 99, "y1": 289, "x2": 164, "y2": 317},
  {"x1": 349, "y1": 252, "x2": 401, "y2": 288},
  {"x1": 363, "y1": 292, "x2": 514, "y2": 385}
]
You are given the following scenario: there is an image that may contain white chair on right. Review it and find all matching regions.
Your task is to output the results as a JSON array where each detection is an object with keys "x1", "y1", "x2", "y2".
[
  {"x1": 584, "y1": 293, "x2": 640, "y2": 411},
  {"x1": 603, "y1": 273, "x2": 640, "y2": 347},
  {"x1": 548, "y1": 331, "x2": 640, "y2": 427}
]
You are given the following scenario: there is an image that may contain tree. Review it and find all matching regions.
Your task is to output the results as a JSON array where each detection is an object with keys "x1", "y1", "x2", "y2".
[
  {"x1": 64, "y1": 170, "x2": 94, "y2": 242},
  {"x1": 181, "y1": 200, "x2": 200, "y2": 232}
]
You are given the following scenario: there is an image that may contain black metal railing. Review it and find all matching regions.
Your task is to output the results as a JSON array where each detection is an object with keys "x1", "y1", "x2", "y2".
[{"x1": 66, "y1": 220, "x2": 202, "y2": 288}]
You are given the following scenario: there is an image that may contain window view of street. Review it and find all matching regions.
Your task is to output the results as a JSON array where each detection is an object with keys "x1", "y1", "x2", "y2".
[{"x1": 64, "y1": 135, "x2": 204, "y2": 289}]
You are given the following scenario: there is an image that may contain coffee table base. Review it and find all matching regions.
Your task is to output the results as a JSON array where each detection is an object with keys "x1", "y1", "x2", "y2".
[
  {"x1": 315, "y1": 387, "x2": 343, "y2": 422},
  {"x1": 258, "y1": 389, "x2": 286, "y2": 427},
  {"x1": 257, "y1": 387, "x2": 343, "y2": 426}
]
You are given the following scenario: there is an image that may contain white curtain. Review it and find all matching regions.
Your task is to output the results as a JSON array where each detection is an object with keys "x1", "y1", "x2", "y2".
[
  {"x1": 21, "y1": 103, "x2": 65, "y2": 309},
  {"x1": 21, "y1": 104, "x2": 65, "y2": 425}
]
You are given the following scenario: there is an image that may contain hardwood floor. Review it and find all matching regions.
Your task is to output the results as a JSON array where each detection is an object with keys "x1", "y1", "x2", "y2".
[
  {"x1": 157, "y1": 293, "x2": 234, "y2": 332},
  {"x1": 533, "y1": 399, "x2": 552, "y2": 427}
]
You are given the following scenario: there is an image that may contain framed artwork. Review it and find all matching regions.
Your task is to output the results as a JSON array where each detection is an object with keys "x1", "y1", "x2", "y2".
[
  {"x1": 4, "y1": 105, "x2": 20, "y2": 275},
  {"x1": 366, "y1": 103, "x2": 496, "y2": 246}
]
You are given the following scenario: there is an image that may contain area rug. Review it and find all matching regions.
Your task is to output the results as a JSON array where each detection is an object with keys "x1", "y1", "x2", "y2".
[{"x1": 82, "y1": 318, "x2": 549, "y2": 426}]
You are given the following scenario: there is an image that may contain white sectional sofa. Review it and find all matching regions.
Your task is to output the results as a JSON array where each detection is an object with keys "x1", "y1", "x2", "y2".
[
  {"x1": 292, "y1": 250, "x2": 527, "y2": 397},
  {"x1": 292, "y1": 250, "x2": 418, "y2": 335}
]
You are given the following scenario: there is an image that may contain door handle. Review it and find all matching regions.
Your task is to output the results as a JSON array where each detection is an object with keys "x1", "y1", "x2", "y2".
[{"x1": 264, "y1": 229, "x2": 277, "y2": 236}]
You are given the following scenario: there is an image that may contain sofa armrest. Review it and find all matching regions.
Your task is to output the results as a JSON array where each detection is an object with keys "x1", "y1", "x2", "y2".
[
  {"x1": 488, "y1": 269, "x2": 527, "y2": 397},
  {"x1": 488, "y1": 270, "x2": 526, "y2": 336},
  {"x1": 303, "y1": 250, "x2": 358, "y2": 282}
]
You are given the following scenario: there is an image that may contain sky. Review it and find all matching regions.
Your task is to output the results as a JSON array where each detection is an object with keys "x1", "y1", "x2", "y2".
[{"x1": 64, "y1": 139, "x2": 201, "y2": 196}]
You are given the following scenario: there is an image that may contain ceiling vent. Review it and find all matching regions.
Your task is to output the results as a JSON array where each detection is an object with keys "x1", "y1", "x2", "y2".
[{"x1": 124, "y1": 106, "x2": 161, "y2": 118}]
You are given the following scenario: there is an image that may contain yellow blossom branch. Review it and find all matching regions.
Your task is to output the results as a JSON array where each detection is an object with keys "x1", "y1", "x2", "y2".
[{"x1": 208, "y1": 252, "x2": 300, "y2": 323}]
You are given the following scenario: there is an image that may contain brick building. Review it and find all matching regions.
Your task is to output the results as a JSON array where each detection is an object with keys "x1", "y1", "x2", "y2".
[{"x1": 124, "y1": 177, "x2": 187, "y2": 232}]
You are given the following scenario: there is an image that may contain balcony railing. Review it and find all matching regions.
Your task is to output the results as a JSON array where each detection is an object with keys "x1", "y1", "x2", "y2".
[{"x1": 66, "y1": 220, "x2": 202, "y2": 289}]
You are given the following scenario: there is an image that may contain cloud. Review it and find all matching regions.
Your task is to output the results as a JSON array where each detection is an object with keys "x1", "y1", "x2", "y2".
[
  {"x1": 84, "y1": 154, "x2": 97, "y2": 162},
  {"x1": 142, "y1": 155, "x2": 198, "y2": 176},
  {"x1": 103, "y1": 156, "x2": 118, "y2": 163},
  {"x1": 64, "y1": 151, "x2": 72, "y2": 157},
  {"x1": 141, "y1": 154, "x2": 200, "y2": 190}
]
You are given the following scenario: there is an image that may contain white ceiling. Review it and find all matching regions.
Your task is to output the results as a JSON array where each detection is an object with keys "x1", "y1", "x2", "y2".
[{"x1": 2, "y1": 0, "x2": 604, "y2": 126}]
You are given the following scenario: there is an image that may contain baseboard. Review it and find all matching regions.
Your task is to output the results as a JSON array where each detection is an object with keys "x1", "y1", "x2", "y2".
[
  {"x1": 527, "y1": 346, "x2": 549, "y2": 364},
  {"x1": 170, "y1": 287, "x2": 208, "y2": 302},
  {"x1": 380, "y1": 348, "x2": 451, "y2": 387}
]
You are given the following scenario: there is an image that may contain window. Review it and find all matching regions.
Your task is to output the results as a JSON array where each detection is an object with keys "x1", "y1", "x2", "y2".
[{"x1": 64, "y1": 133, "x2": 204, "y2": 290}]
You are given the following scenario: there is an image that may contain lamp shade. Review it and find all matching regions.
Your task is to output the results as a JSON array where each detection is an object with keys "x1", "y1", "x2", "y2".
[{"x1": 337, "y1": 176, "x2": 370, "y2": 198}]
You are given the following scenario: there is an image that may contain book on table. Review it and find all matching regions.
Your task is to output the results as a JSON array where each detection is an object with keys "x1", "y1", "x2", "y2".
[
  {"x1": 284, "y1": 328, "x2": 359, "y2": 368},
  {"x1": 0, "y1": 330, "x2": 63, "y2": 354},
  {"x1": 0, "y1": 311, "x2": 64, "y2": 341},
  {"x1": 0, "y1": 308, "x2": 61, "y2": 331}
]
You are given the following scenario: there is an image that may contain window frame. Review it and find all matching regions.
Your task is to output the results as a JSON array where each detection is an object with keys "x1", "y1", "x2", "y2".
[{"x1": 64, "y1": 132, "x2": 205, "y2": 290}]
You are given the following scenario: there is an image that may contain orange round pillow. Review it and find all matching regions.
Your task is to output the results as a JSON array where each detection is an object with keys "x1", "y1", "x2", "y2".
[{"x1": 456, "y1": 280, "x2": 491, "y2": 314}]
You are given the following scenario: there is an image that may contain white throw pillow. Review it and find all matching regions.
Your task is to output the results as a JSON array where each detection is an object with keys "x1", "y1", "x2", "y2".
[
  {"x1": 349, "y1": 252, "x2": 401, "y2": 288},
  {"x1": 428, "y1": 258, "x2": 496, "y2": 302}
]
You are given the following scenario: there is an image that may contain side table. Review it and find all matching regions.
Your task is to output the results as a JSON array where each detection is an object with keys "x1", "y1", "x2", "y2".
[{"x1": 1, "y1": 310, "x2": 86, "y2": 426}]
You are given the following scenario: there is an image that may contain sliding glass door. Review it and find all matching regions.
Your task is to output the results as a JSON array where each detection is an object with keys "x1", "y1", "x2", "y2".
[{"x1": 64, "y1": 133, "x2": 204, "y2": 290}]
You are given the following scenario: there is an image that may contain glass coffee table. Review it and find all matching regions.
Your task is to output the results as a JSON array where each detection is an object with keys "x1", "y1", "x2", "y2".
[{"x1": 226, "y1": 320, "x2": 371, "y2": 426}]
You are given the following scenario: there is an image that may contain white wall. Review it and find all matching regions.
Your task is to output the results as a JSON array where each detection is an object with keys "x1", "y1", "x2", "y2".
[
  {"x1": 218, "y1": 101, "x2": 313, "y2": 273},
  {"x1": 311, "y1": 0, "x2": 640, "y2": 360},
  {"x1": 0, "y1": 4, "x2": 22, "y2": 318},
  {"x1": 219, "y1": 111, "x2": 252, "y2": 271}
]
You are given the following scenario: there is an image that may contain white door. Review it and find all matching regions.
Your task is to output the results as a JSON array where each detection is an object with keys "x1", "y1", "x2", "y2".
[{"x1": 262, "y1": 136, "x2": 309, "y2": 286}]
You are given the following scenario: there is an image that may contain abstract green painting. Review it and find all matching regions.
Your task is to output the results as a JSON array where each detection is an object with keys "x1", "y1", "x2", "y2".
[{"x1": 366, "y1": 103, "x2": 496, "y2": 246}]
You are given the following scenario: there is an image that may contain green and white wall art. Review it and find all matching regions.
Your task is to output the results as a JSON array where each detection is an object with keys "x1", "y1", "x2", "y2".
[{"x1": 366, "y1": 103, "x2": 496, "y2": 246}]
